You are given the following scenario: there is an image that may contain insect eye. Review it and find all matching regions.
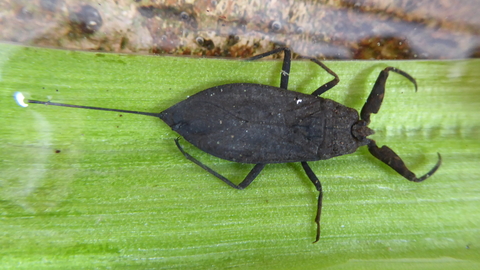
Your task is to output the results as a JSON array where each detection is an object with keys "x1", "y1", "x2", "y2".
[{"x1": 271, "y1": 20, "x2": 282, "y2": 32}]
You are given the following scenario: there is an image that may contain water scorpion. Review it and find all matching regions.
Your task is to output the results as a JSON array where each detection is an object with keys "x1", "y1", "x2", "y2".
[{"x1": 14, "y1": 47, "x2": 441, "y2": 243}]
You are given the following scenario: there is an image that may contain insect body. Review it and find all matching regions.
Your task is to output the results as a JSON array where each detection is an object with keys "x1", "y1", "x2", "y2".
[
  {"x1": 160, "y1": 83, "x2": 366, "y2": 163},
  {"x1": 17, "y1": 47, "x2": 441, "y2": 243}
]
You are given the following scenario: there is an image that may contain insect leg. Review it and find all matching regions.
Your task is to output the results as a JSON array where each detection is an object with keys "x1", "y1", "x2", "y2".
[
  {"x1": 359, "y1": 67, "x2": 440, "y2": 180},
  {"x1": 368, "y1": 140, "x2": 442, "y2": 182},
  {"x1": 248, "y1": 48, "x2": 339, "y2": 94},
  {"x1": 307, "y1": 58, "x2": 340, "y2": 96},
  {"x1": 301, "y1": 161, "x2": 323, "y2": 243},
  {"x1": 360, "y1": 67, "x2": 417, "y2": 124},
  {"x1": 175, "y1": 138, "x2": 265, "y2": 189},
  {"x1": 247, "y1": 47, "x2": 291, "y2": 89}
]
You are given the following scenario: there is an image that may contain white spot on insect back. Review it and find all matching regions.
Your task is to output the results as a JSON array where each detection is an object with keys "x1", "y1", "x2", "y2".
[
  {"x1": 14, "y1": 92, "x2": 28, "y2": 107},
  {"x1": 296, "y1": 99, "x2": 302, "y2": 104}
]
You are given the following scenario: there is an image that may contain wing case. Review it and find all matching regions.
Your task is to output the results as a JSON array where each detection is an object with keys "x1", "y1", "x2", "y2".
[{"x1": 160, "y1": 83, "x2": 362, "y2": 163}]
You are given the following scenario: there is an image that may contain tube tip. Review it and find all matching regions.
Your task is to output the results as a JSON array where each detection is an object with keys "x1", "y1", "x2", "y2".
[{"x1": 14, "y1": 92, "x2": 28, "y2": 107}]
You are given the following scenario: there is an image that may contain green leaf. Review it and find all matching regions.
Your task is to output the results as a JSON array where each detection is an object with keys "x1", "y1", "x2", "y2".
[{"x1": 1, "y1": 44, "x2": 479, "y2": 269}]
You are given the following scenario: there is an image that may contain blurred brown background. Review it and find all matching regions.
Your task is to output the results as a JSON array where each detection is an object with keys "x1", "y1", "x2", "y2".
[{"x1": 1, "y1": 0, "x2": 479, "y2": 59}]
